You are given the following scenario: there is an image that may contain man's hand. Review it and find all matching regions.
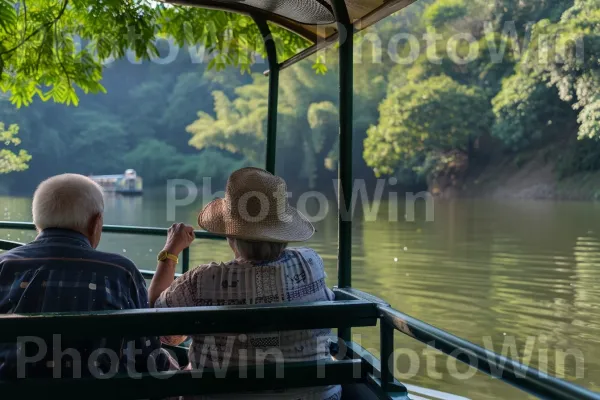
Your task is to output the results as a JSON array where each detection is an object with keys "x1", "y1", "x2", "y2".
[{"x1": 163, "y1": 223, "x2": 195, "y2": 256}]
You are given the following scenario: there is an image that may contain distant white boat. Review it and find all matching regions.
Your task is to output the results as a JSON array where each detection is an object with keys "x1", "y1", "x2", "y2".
[{"x1": 89, "y1": 169, "x2": 143, "y2": 196}]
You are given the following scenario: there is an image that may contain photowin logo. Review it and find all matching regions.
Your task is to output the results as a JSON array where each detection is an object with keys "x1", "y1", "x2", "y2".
[{"x1": 165, "y1": 177, "x2": 435, "y2": 223}]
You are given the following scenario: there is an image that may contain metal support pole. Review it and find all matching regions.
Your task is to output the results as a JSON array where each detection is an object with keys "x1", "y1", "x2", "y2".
[
  {"x1": 380, "y1": 319, "x2": 395, "y2": 389},
  {"x1": 331, "y1": 0, "x2": 354, "y2": 342},
  {"x1": 254, "y1": 17, "x2": 279, "y2": 174},
  {"x1": 331, "y1": 0, "x2": 353, "y2": 290},
  {"x1": 182, "y1": 247, "x2": 190, "y2": 274}
]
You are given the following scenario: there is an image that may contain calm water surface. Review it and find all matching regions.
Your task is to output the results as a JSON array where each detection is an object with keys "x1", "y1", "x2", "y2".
[{"x1": 1, "y1": 193, "x2": 600, "y2": 399}]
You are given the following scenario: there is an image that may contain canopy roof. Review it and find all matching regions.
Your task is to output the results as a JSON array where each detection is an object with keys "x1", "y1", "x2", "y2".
[{"x1": 164, "y1": 0, "x2": 417, "y2": 67}]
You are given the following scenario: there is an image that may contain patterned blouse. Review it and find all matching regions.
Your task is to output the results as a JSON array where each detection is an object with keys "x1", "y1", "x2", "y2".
[{"x1": 155, "y1": 247, "x2": 342, "y2": 400}]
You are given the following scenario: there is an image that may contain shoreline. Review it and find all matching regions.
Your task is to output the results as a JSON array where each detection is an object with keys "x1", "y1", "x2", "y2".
[{"x1": 433, "y1": 147, "x2": 600, "y2": 202}]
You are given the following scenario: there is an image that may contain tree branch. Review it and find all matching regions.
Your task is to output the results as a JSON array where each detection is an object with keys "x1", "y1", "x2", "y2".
[
  {"x1": 54, "y1": 22, "x2": 72, "y2": 95},
  {"x1": 21, "y1": 0, "x2": 28, "y2": 43},
  {"x1": 0, "y1": 0, "x2": 69, "y2": 57}
]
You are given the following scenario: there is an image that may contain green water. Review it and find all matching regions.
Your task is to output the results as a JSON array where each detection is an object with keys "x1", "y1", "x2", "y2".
[{"x1": 2, "y1": 193, "x2": 600, "y2": 399}]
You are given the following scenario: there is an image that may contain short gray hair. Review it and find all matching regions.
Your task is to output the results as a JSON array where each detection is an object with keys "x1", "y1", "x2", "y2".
[
  {"x1": 230, "y1": 238, "x2": 287, "y2": 262},
  {"x1": 32, "y1": 174, "x2": 104, "y2": 232}
]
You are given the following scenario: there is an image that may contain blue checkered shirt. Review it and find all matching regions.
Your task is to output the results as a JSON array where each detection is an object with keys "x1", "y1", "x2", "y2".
[{"x1": 0, "y1": 228, "x2": 168, "y2": 379}]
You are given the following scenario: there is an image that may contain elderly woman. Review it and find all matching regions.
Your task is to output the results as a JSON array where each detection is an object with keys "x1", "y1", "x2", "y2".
[{"x1": 148, "y1": 167, "x2": 341, "y2": 400}]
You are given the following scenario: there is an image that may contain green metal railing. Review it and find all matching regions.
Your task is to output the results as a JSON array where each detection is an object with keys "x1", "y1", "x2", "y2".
[
  {"x1": 334, "y1": 288, "x2": 600, "y2": 400},
  {"x1": 0, "y1": 221, "x2": 225, "y2": 274}
]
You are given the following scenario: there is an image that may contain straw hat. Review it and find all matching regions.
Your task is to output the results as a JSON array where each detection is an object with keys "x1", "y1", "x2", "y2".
[{"x1": 198, "y1": 167, "x2": 314, "y2": 243}]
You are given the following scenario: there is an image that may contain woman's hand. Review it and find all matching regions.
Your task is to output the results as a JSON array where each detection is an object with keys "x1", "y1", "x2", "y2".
[
  {"x1": 150, "y1": 223, "x2": 195, "y2": 306},
  {"x1": 163, "y1": 223, "x2": 195, "y2": 255}
]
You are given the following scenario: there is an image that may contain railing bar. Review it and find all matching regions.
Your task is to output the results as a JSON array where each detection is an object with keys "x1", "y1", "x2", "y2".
[
  {"x1": 139, "y1": 269, "x2": 181, "y2": 280},
  {"x1": 0, "y1": 300, "x2": 378, "y2": 340},
  {"x1": 333, "y1": 287, "x2": 391, "y2": 306},
  {"x1": 182, "y1": 247, "x2": 190, "y2": 274},
  {"x1": 380, "y1": 319, "x2": 394, "y2": 389},
  {"x1": 341, "y1": 340, "x2": 409, "y2": 395},
  {"x1": 378, "y1": 305, "x2": 600, "y2": 400},
  {"x1": 0, "y1": 239, "x2": 23, "y2": 251},
  {"x1": 0, "y1": 221, "x2": 225, "y2": 240}
]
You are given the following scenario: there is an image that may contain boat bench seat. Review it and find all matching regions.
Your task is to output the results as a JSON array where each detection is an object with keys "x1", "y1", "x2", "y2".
[{"x1": 0, "y1": 300, "x2": 379, "y2": 399}]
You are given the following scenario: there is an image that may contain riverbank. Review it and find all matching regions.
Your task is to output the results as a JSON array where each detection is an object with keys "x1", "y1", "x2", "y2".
[{"x1": 435, "y1": 142, "x2": 600, "y2": 201}]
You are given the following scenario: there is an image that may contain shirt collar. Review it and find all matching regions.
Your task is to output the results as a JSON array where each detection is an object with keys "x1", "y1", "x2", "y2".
[{"x1": 36, "y1": 228, "x2": 92, "y2": 248}]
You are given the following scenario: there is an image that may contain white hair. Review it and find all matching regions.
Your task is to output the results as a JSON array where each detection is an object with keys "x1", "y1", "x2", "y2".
[
  {"x1": 229, "y1": 238, "x2": 287, "y2": 262},
  {"x1": 32, "y1": 174, "x2": 104, "y2": 232}
]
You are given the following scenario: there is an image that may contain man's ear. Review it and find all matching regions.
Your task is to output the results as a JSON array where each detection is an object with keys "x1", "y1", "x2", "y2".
[{"x1": 88, "y1": 212, "x2": 103, "y2": 248}]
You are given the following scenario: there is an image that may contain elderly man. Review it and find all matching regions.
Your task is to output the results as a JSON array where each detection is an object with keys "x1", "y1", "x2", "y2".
[{"x1": 0, "y1": 174, "x2": 169, "y2": 379}]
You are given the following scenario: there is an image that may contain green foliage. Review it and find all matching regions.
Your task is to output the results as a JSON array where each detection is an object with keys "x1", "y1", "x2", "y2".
[
  {"x1": 491, "y1": 72, "x2": 572, "y2": 149},
  {"x1": 187, "y1": 59, "x2": 339, "y2": 188},
  {"x1": 0, "y1": 53, "x2": 257, "y2": 190},
  {"x1": 0, "y1": 1, "x2": 308, "y2": 107},
  {"x1": 305, "y1": 101, "x2": 338, "y2": 186},
  {"x1": 0, "y1": 0, "x2": 598, "y2": 192},
  {"x1": 415, "y1": 149, "x2": 468, "y2": 181},
  {"x1": 423, "y1": 0, "x2": 468, "y2": 28},
  {"x1": 173, "y1": 149, "x2": 250, "y2": 188},
  {"x1": 556, "y1": 137, "x2": 600, "y2": 178},
  {"x1": 124, "y1": 139, "x2": 180, "y2": 183},
  {"x1": 472, "y1": 33, "x2": 521, "y2": 95},
  {"x1": 187, "y1": 84, "x2": 268, "y2": 164},
  {"x1": 0, "y1": 122, "x2": 31, "y2": 173},
  {"x1": 364, "y1": 75, "x2": 491, "y2": 177},
  {"x1": 69, "y1": 110, "x2": 128, "y2": 173},
  {"x1": 124, "y1": 139, "x2": 247, "y2": 186},
  {"x1": 491, "y1": 0, "x2": 574, "y2": 27},
  {"x1": 578, "y1": 99, "x2": 600, "y2": 140},
  {"x1": 511, "y1": 0, "x2": 600, "y2": 140}
]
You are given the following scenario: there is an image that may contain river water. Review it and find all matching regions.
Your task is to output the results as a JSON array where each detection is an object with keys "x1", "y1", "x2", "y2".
[{"x1": 1, "y1": 193, "x2": 599, "y2": 399}]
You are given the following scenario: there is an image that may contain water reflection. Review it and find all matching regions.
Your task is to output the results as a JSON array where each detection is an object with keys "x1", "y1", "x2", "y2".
[{"x1": 103, "y1": 194, "x2": 143, "y2": 226}]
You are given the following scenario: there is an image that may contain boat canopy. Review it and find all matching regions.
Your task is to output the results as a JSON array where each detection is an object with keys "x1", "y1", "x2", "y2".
[{"x1": 162, "y1": 0, "x2": 417, "y2": 68}]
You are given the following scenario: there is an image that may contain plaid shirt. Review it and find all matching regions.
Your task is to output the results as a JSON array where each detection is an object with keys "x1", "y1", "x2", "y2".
[
  {"x1": 156, "y1": 247, "x2": 341, "y2": 400},
  {"x1": 0, "y1": 228, "x2": 168, "y2": 379}
]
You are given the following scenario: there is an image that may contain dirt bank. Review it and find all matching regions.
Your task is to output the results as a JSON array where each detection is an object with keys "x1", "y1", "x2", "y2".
[{"x1": 441, "y1": 145, "x2": 600, "y2": 201}]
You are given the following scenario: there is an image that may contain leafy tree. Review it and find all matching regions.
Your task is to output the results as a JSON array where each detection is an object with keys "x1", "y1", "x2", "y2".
[
  {"x1": 491, "y1": 72, "x2": 574, "y2": 149},
  {"x1": 422, "y1": 0, "x2": 468, "y2": 27},
  {"x1": 1, "y1": 0, "x2": 598, "y2": 193},
  {"x1": 69, "y1": 109, "x2": 128, "y2": 173},
  {"x1": 0, "y1": 0, "x2": 308, "y2": 107},
  {"x1": 304, "y1": 101, "x2": 338, "y2": 187},
  {"x1": 0, "y1": 122, "x2": 31, "y2": 173},
  {"x1": 173, "y1": 149, "x2": 250, "y2": 188},
  {"x1": 578, "y1": 99, "x2": 600, "y2": 140},
  {"x1": 123, "y1": 139, "x2": 247, "y2": 186},
  {"x1": 491, "y1": 0, "x2": 573, "y2": 28},
  {"x1": 389, "y1": 0, "x2": 519, "y2": 102},
  {"x1": 364, "y1": 75, "x2": 491, "y2": 179},
  {"x1": 160, "y1": 68, "x2": 249, "y2": 152},
  {"x1": 122, "y1": 77, "x2": 173, "y2": 146},
  {"x1": 187, "y1": 59, "x2": 339, "y2": 188},
  {"x1": 187, "y1": 84, "x2": 269, "y2": 165},
  {"x1": 123, "y1": 139, "x2": 181, "y2": 184},
  {"x1": 516, "y1": 0, "x2": 600, "y2": 139},
  {"x1": 555, "y1": 136, "x2": 600, "y2": 178}
]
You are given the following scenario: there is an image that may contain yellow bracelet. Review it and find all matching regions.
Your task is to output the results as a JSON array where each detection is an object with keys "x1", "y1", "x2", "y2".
[{"x1": 157, "y1": 250, "x2": 178, "y2": 263}]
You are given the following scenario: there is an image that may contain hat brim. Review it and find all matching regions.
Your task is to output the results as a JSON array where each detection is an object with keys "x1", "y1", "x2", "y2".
[{"x1": 198, "y1": 198, "x2": 315, "y2": 243}]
